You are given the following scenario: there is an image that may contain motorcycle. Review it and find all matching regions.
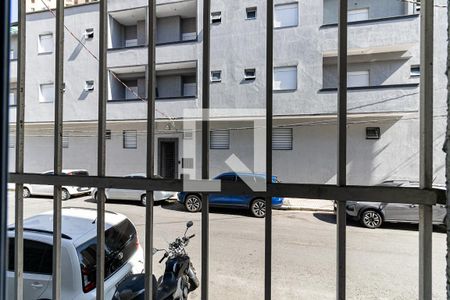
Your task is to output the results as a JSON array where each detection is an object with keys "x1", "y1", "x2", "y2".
[{"x1": 112, "y1": 221, "x2": 199, "y2": 300}]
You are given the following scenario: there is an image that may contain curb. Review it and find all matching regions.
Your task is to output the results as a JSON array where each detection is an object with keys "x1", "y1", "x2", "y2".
[{"x1": 279, "y1": 205, "x2": 335, "y2": 212}]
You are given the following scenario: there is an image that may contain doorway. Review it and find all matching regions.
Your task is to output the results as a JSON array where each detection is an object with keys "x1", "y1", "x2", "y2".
[{"x1": 158, "y1": 138, "x2": 179, "y2": 179}]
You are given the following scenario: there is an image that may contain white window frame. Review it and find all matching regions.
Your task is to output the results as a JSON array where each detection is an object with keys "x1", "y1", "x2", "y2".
[
  {"x1": 210, "y1": 130, "x2": 230, "y2": 150},
  {"x1": 123, "y1": 130, "x2": 138, "y2": 149},
  {"x1": 211, "y1": 70, "x2": 222, "y2": 83},
  {"x1": 348, "y1": 8, "x2": 369, "y2": 22},
  {"x1": 347, "y1": 70, "x2": 370, "y2": 88},
  {"x1": 273, "y1": 128, "x2": 293, "y2": 150},
  {"x1": 246, "y1": 7, "x2": 257, "y2": 20},
  {"x1": 244, "y1": 68, "x2": 256, "y2": 80},
  {"x1": 39, "y1": 83, "x2": 55, "y2": 103},
  {"x1": 274, "y1": 66, "x2": 297, "y2": 91},
  {"x1": 274, "y1": 3, "x2": 298, "y2": 28},
  {"x1": 38, "y1": 33, "x2": 54, "y2": 54},
  {"x1": 211, "y1": 12, "x2": 222, "y2": 24}
]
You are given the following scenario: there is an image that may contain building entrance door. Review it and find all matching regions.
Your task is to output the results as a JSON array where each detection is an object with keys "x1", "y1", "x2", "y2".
[{"x1": 158, "y1": 138, "x2": 178, "y2": 179}]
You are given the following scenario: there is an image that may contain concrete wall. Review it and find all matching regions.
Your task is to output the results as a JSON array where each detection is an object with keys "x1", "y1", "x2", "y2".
[
  {"x1": 157, "y1": 16, "x2": 181, "y2": 44},
  {"x1": 109, "y1": 16, "x2": 125, "y2": 48},
  {"x1": 323, "y1": 0, "x2": 408, "y2": 24}
]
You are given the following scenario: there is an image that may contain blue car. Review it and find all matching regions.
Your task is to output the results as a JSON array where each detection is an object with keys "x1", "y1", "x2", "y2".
[{"x1": 177, "y1": 172, "x2": 284, "y2": 218}]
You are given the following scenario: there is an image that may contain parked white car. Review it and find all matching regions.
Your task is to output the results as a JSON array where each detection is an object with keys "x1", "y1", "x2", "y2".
[
  {"x1": 23, "y1": 169, "x2": 92, "y2": 200},
  {"x1": 6, "y1": 207, "x2": 144, "y2": 300},
  {"x1": 92, "y1": 173, "x2": 175, "y2": 206}
]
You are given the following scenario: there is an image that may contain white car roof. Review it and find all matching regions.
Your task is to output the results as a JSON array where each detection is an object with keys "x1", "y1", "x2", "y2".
[{"x1": 18, "y1": 207, "x2": 126, "y2": 246}]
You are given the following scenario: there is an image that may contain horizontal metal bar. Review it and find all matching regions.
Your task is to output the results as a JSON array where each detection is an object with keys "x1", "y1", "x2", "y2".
[{"x1": 8, "y1": 173, "x2": 443, "y2": 205}]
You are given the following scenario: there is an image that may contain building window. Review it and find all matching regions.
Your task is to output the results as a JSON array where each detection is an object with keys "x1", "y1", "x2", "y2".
[
  {"x1": 211, "y1": 12, "x2": 222, "y2": 24},
  {"x1": 105, "y1": 129, "x2": 112, "y2": 140},
  {"x1": 124, "y1": 80, "x2": 139, "y2": 100},
  {"x1": 246, "y1": 7, "x2": 257, "y2": 20},
  {"x1": 9, "y1": 90, "x2": 16, "y2": 106},
  {"x1": 410, "y1": 65, "x2": 420, "y2": 77},
  {"x1": 273, "y1": 128, "x2": 293, "y2": 150},
  {"x1": 210, "y1": 130, "x2": 230, "y2": 150},
  {"x1": 348, "y1": 8, "x2": 369, "y2": 22},
  {"x1": 274, "y1": 3, "x2": 298, "y2": 28},
  {"x1": 274, "y1": 66, "x2": 297, "y2": 91},
  {"x1": 183, "y1": 76, "x2": 197, "y2": 97},
  {"x1": 211, "y1": 70, "x2": 222, "y2": 82},
  {"x1": 84, "y1": 28, "x2": 94, "y2": 39},
  {"x1": 366, "y1": 127, "x2": 381, "y2": 140},
  {"x1": 244, "y1": 68, "x2": 256, "y2": 80},
  {"x1": 62, "y1": 136, "x2": 69, "y2": 148},
  {"x1": 84, "y1": 80, "x2": 95, "y2": 91},
  {"x1": 38, "y1": 33, "x2": 54, "y2": 54},
  {"x1": 39, "y1": 83, "x2": 55, "y2": 103},
  {"x1": 123, "y1": 130, "x2": 137, "y2": 149},
  {"x1": 347, "y1": 71, "x2": 369, "y2": 88},
  {"x1": 124, "y1": 25, "x2": 138, "y2": 47}
]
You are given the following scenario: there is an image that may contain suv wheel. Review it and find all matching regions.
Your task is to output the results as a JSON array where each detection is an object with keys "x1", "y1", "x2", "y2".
[
  {"x1": 23, "y1": 187, "x2": 31, "y2": 198},
  {"x1": 61, "y1": 188, "x2": 70, "y2": 201},
  {"x1": 185, "y1": 195, "x2": 202, "y2": 212},
  {"x1": 360, "y1": 210, "x2": 382, "y2": 229},
  {"x1": 250, "y1": 198, "x2": 266, "y2": 218}
]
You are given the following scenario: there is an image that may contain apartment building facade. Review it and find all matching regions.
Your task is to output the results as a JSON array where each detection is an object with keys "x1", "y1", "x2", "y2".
[
  {"x1": 26, "y1": 0, "x2": 97, "y2": 12},
  {"x1": 8, "y1": 0, "x2": 448, "y2": 185}
]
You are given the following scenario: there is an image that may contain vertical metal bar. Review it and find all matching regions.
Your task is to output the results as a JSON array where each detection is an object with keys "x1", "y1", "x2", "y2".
[
  {"x1": 419, "y1": 0, "x2": 433, "y2": 299},
  {"x1": 0, "y1": 0, "x2": 11, "y2": 298},
  {"x1": 336, "y1": 0, "x2": 347, "y2": 299},
  {"x1": 14, "y1": 0, "x2": 26, "y2": 299},
  {"x1": 144, "y1": 1, "x2": 156, "y2": 299},
  {"x1": 52, "y1": 0, "x2": 64, "y2": 299},
  {"x1": 265, "y1": 0, "x2": 273, "y2": 299},
  {"x1": 201, "y1": 0, "x2": 211, "y2": 298},
  {"x1": 96, "y1": 0, "x2": 108, "y2": 298}
]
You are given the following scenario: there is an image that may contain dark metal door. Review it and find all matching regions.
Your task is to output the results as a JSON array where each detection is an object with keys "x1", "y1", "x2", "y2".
[{"x1": 158, "y1": 138, "x2": 178, "y2": 179}]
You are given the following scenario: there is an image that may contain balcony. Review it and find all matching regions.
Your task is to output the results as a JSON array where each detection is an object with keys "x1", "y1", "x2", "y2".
[
  {"x1": 108, "y1": 1, "x2": 198, "y2": 68},
  {"x1": 321, "y1": 0, "x2": 419, "y2": 51},
  {"x1": 107, "y1": 61, "x2": 198, "y2": 120}
]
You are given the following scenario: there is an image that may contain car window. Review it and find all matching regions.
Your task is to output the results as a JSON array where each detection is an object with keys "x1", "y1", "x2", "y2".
[
  {"x1": 219, "y1": 175, "x2": 236, "y2": 181},
  {"x1": 8, "y1": 238, "x2": 53, "y2": 275},
  {"x1": 77, "y1": 219, "x2": 138, "y2": 293}
]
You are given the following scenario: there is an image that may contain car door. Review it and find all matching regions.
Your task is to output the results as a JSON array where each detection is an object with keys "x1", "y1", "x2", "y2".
[
  {"x1": 31, "y1": 171, "x2": 55, "y2": 196},
  {"x1": 382, "y1": 202, "x2": 419, "y2": 222},
  {"x1": 209, "y1": 174, "x2": 237, "y2": 206},
  {"x1": 7, "y1": 238, "x2": 52, "y2": 300}
]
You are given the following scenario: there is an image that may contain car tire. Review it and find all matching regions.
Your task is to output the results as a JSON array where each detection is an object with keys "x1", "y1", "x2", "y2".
[
  {"x1": 250, "y1": 198, "x2": 266, "y2": 218},
  {"x1": 141, "y1": 194, "x2": 147, "y2": 206},
  {"x1": 61, "y1": 188, "x2": 70, "y2": 201},
  {"x1": 360, "y1": 209, "x2": 383, "y2": 229},
  {"x1": 23, "y1": 187, "x2": 31, "y2": 198},
  {"x1": 184, "y1": 194, "x2": 202, "y2": 213}
]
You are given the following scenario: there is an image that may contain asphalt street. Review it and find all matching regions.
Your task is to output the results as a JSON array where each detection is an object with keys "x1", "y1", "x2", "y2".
[{"x1": 7, "y1": 192, "x2": 447, "y2": 299}]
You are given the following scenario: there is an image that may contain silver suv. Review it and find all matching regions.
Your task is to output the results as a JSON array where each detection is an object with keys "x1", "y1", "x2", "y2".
[
  {"x1": 7, "y1": 207, "x2": 144, "y2": 299},
  {"x1": 343, "y1": 180, "x2": 446, "y2": 229}
]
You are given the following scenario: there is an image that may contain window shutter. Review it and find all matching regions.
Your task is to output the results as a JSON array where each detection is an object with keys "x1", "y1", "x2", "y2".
[
  {"x1": 273, "y1": 128, "x2": 293, "y2": 150},
  {"x1": 210, "y1": 130, "x2": 230, "y2": 149},
  {"x1": 123, "y1": 130, "x2": 138, "y2": 149},
  {"x1": 347, "y1": 71, "x2": 369, "y2": 87},
  {"x1": 274, "y1": 3, "x2": 298, "y2": 28},
  {"x1": 274, "y1": 66, "x2": 297, "y2": 91}
]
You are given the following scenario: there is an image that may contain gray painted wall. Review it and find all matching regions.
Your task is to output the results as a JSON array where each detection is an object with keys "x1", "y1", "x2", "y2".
[{"x1": 157, "y1": 16, "x2": 181, "y2": 44}]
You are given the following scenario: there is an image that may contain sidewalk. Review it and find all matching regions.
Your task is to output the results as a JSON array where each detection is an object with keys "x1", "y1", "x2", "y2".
[{"x1": 281, "y1": 198, "x2": 335, "y2": 212}]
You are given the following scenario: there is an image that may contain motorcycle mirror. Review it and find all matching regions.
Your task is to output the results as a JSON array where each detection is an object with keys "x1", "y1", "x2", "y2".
[{"x1": 186, "y1": 221, "x2": 193, "y2": 228}]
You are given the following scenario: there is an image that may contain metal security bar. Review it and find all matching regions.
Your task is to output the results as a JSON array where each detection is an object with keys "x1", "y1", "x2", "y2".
[
  {"x1": 2, "y1": 0, "x2": 445, "y2": 299},
  {"x1": 0, "y1": 0, "x2": 11, "y2": 298},
  {"x1": 14, "y1": 0, "x2": 25, "y2": 299},
  {"x1": 336, "y1": 0, "x2": 347, "y2": 299}
]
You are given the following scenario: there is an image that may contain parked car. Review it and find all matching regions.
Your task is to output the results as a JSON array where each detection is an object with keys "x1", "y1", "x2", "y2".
[
  {"x1": 23, "y1": 169, "x2": 92, "y2": 200},
  {"x1": 92, "y1": 174, "x2": 175, "y2": 206},
  {"x1": 342, "y1": 180, "x2": 446, "y2": 229},
  {"x1": 6, "y1": 207, "x2": 144, "y2": 300},
  {"x1": 177, "y1": 172, "x2": 284, "y2": 218}
]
